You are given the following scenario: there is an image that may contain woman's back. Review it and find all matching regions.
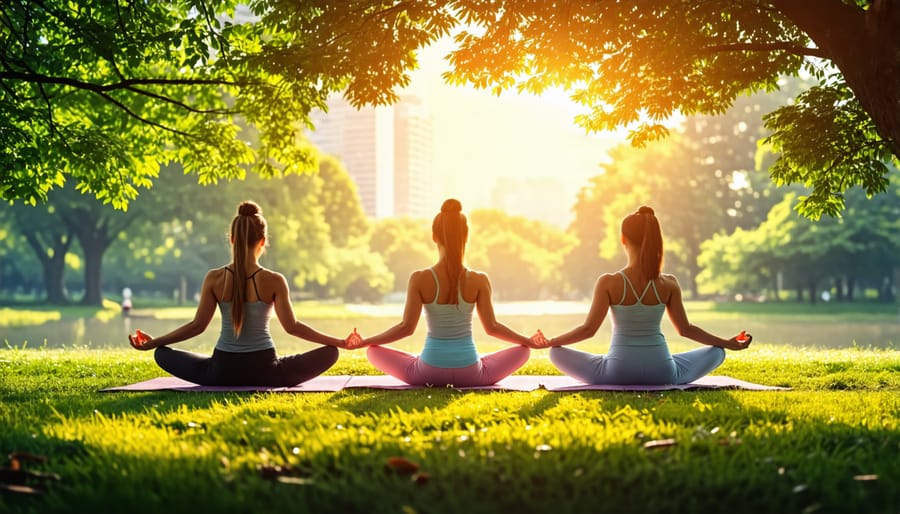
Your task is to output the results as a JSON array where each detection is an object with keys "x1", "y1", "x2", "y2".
[
  {"x1": 214, "y1": 266, "x2": 276, "y2": 352},
  {"x1": 421, "y1": 267, "x2": 475, "y2": 340},
  {"x1": 609, "y1": 271, "x2": 667, "y2": 345}
]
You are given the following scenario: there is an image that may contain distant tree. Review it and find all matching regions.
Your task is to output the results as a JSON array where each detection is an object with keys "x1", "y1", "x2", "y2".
[
  {"x1": 564, "y1": 175, "x2": 620, "y2": 298},
  {"x1": 699, "y1": 178, "x2": 900, "y2": 302},
  {"x1": 368, "y1": 217, "x2": 432, "y2": 292},
  {"x1": 3, "y1": 203, "x2": 74, "y2": 304},
  {"x1": 468, "y1": 209, "x2": 575, "y2": 299},
  {"x1": 0, "y1": 211, "x2": 48, "y2": 300},
  {"x1": 316, "y1": 155, "x2": 369, "y2": 247}
]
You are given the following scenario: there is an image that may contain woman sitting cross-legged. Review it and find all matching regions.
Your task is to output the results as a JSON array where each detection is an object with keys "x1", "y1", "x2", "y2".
[
  {"x1": 128, "y1": 200, "x2": 356, "y2": 387},
  {"x1": 535, "y1": 206, "x2": 752, "y2": 385},
  {"x1": 347, "y1": 199, "x2": 545, "y2": 387}
]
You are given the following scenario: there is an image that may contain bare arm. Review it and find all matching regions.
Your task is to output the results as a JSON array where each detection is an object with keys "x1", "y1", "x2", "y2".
[
  {"x1": 272, "y1": 272, "x2": 346, "y2": 348},
  {"x1": 129, "y1": 270, "x2": 218, "y2": 350},
  {"x1": 547, "y1": 274, "x2": 612, "y2": 347},
  {"x1": 361, "y1": 272, "x2": 424, "y2": 347},
  {"x1": 664, "y1": 275, "x2": 751, "y2": 351},
  {"x1": 475, "y1": 272, "x2": 531, "y2": 346}
]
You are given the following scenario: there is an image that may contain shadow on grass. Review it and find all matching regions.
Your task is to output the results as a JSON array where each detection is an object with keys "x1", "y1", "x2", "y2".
[{"x1": 2, "y1": 408, "x2": 896, "y2": 514}]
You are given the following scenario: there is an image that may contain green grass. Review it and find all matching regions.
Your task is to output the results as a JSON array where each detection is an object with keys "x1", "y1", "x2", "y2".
[{"x1": 1, "y1": 345, "x2": 899, "y2": 514}]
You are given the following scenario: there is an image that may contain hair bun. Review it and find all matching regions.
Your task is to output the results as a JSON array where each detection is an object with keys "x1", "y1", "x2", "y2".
[
  {"x1": 440, "y1": 198, "x2": 462, "y2": 213},
  {"x1": 637, "y1": 206, "x2": 655, "y2": 216},
  {"x1": 238, "y1": 201, "x2": 261, "y2": 216}
]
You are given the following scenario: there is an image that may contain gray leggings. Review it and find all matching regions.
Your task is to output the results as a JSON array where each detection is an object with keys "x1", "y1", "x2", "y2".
[
  {"x1": 549, "y1": 345, "x2": 726, "y2": 385},
  {"x1": 154, "y1": 346, "x2": 339, "y2": 387}
]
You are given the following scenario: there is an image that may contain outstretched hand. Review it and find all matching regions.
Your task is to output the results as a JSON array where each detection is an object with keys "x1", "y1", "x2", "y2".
[
  {"x1": 528, "y1": 329, "x2": 552, "y2": 349},
  {"x1": 723, "y1": 330, "x2": 752, "y2": 351},
  {"x1": 128, "y1": 329, "x2": 153, "y2": 351},
  {"x1": 344, "y1": 328, "x2": 365, "y2": 350}
]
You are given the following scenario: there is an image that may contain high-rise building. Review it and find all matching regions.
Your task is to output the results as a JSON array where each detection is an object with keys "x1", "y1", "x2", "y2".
[
  {"x1": 393, "y1": 97, "x2": 434, "y2": 219},
  {"x1": 308, "y1": 94, "x2": 433, "y2": 219}
]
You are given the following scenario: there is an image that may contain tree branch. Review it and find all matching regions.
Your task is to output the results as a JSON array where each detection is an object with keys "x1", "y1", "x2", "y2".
[
  {"x1": 0, "y1": 70, "x2": 247, "y2": 91},
  {"x1": 124, "y1": 85, "x2": 237, "y2": 115},
  {"x1": 703, "y1": 41, "x2": 828, "y2": 59},
  {"x1": 95, "y1": 90, "x2": 195, "y2": 139}
]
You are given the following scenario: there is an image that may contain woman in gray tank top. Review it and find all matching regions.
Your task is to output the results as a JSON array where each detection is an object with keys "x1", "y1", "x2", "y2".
[
  {"x1": 537, "y1": 206, "x2": 753, "y2": 385},
  {"x1": 128, "y1": 201, "x2": 356, "y2": 386}
]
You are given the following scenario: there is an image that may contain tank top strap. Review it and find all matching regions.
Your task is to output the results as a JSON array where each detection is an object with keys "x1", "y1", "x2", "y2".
[
  {"x1": 647, "y1": 280, "x2": 663, "y2": 304},
  {"x1": 247, "y1": 267, "x2": 263, "y2": 300},
  {"x1": 618, "y1": 271, "x2": 639, "y2": 305},
  {"x1": 428, "y1": 267, "x2": 440, "y2": 305},
  {"x1": 221, "y1": 266, "x2": 232, "y2": 298}
]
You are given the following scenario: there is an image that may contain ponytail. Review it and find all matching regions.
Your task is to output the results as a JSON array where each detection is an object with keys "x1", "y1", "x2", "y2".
[
  {"x1": 621, "y1": 205, "x2": 664, "y2": 280},
  {"x1": 229, "y1": 200, "x2": 267, "y2": 337},
  {"x1": 432, "y1": 198, "x2": 468, "y2": 304}
]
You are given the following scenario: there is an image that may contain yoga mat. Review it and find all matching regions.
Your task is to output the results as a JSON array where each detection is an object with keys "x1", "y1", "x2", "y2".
[
  {"x1": 100, "y1": 375, "x2": 352, "y2": 392},
  {"x1": 344, "y1": 375, "x2": 543, "y2": 391},
  {"x1": 542, "y1": 375, "x2": 790, "y2": 391},
  {"x1": 102, "y1": 375, "x2": 787, "y2": 392}
]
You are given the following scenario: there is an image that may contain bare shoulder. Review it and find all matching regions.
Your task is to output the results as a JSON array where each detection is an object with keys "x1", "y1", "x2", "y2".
[
  {"x1": 596, "y1": 272, "x2": 621, "y2": 289},
  {"x1": 598, "y1": 272, "x2": 620, "y2": 283},
  {"x1": 409, "y1": 268, "x2": 430, "y2": 284},
  {"x1": 464, "y1": 269, "x2": 490, "y2": 287},
  {"x1": 659, "y1": 273, "x2": 681, "y2": 287},
  {"x1": 466, "y1": 268, "x2": 488, "y2": 280},
  {"x1": 201, "y1": 267, "x2": 225, "y2": 288},
  {"x1": 260, "y1": 268, "x2": 289, "y2": 287},
  {"x1": 658, "y1": 273, "x2": 682, "y2": 301}
]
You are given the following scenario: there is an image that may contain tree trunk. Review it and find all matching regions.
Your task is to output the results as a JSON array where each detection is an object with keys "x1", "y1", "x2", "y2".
[
  {"x1": 80, "y1": 240, "x2": 106, "y2": 306},
  {"x1": 807, "y1": 279, "x2": 817, "y2": 305},
  {"x1": 21, "y1": 230, "x2": 73, "y2": 305},
  {"x1": 880, "y1": 273, "x2": 895, "y2": 303},
  {"x1": 775, "y1": 0, "x2": 900, "y2": 159},
  {"x1": 42, "y1": 258, "x2": 68, "y2": 305}
]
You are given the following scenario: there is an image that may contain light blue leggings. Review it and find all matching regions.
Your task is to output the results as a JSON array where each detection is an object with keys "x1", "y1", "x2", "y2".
[{"x1": 549, "y1": 344, "x2": 726, "y2": 385}]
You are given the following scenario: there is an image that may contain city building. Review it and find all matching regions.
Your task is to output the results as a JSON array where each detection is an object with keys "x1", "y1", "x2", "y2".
[{"x1": 308, "y1": 94, "x2": 434, "y2": 219}]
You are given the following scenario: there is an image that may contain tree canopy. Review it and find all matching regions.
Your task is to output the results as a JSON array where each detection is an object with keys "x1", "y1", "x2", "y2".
[{"x1": 2, "y1": 1, "x2": 897, "y2": 217}]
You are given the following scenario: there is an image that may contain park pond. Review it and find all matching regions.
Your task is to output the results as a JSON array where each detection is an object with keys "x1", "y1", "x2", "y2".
[{"x1": 2, "y1": 300, "x2": 898, "y2": 352}]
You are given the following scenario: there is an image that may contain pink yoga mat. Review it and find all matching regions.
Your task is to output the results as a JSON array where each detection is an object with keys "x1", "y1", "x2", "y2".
[
  {"x1": 343, "y1": 375, "x2": 543, "y2": 391},
  {"x1": 101, "y1": 375, "x2": 788, "y2": 392}
]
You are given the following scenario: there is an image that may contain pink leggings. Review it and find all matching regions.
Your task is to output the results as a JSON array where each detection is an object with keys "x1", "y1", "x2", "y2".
[{"x1": 366, "y1": 345, "x2": 530, "y2": 387}]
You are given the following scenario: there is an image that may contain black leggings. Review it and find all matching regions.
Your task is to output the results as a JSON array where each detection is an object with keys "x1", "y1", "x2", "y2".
[{"x1": 154, "y1": 346, "x2": 339, "y2": 387}]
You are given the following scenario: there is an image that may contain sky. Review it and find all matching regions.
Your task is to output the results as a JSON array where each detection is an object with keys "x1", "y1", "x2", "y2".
[{"x1": 399, "y1": 40, "x2": 626, "y2": 227}]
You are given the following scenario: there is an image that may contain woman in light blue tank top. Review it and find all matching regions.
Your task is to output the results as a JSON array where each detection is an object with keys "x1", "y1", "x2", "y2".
[
  {"x1": 128, "y1": 201, "x2": 356, "y2": 386},
  {"x1": 539, "y1": 206, "x2": 753, "y2": 385},
  {"x1": 348, "y1": 199, "x2": 546, "y2": 387}
]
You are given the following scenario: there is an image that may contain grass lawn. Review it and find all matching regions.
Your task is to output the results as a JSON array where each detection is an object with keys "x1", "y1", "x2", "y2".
[{"x1": 2, "y1": 341, "x2": 899, "y2": 514}]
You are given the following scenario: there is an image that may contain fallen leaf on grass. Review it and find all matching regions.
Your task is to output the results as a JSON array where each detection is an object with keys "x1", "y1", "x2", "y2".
[
  {"x1": 276, "y1": 476, "x2": 315, "y2": 486},
  {"x1": 853, "y1": 474, "x2": 878, "y2": 481},
  {"x1": 386, "y1": 456, "x2": 420, "y2": 475},
  {"x1": 0, "y1": 483, "x2": 42, "y2": 495},
  {"x1": 642, "y1": 438, "x2": 677, "y2": 449},
  {"x1": 1, "y1": 451, "x2": 59, "y2": 496}
]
